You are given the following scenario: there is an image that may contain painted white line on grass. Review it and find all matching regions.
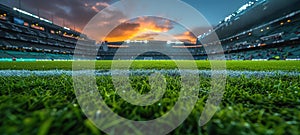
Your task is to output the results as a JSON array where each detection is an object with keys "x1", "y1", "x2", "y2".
[{"x1": 0, "y1": 70, "x2": 299, "y2": 77}]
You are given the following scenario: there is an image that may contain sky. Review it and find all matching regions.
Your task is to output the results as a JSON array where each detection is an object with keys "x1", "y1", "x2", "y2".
[{"x1": 0, "y1": 0, "x2": 249, "y2": 43}]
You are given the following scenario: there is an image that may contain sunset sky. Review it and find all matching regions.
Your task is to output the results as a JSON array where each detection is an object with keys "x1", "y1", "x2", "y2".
[{"x1": 0, "y1": 0, "x2": 249, "y2": 43}]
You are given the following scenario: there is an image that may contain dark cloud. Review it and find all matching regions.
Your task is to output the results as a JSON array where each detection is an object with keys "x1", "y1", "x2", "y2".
[{"x1": 0, "y1": 0, "x2": 113, "y2": 30}]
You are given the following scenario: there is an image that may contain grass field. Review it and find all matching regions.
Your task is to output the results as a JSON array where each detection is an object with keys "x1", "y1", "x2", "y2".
[
  {"x1": 0, "y1": 60, "x2": 300, "y2": 134},
  {"x1": 0, "y1": 60, "x2": 300, "y2": 71}
]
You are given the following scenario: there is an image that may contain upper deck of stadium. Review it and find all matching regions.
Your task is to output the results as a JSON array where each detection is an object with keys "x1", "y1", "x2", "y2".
[{"x1": 199, "y1": 0, "x2": 300, "y2": 40}]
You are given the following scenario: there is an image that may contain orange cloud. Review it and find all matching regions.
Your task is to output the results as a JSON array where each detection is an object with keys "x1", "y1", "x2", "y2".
[
  {"x1": 87, "y1": 2, "x2": 110, "y2": 13},
  {"x1": 103, "y1": 17, "x2": 197, "y2": 43},
  {"x1": 91, "y1": 6, "x2": 100, "y2": 12},
  {"x1": 85, "y1": 15, "x2": 197, "y2": 43},
  {"x1": 104, "y1": 17, "x2": 174, "y2": 42},
  {"x1": 95, "y1": 2, "x2": 110, "y2": 7},
  {"x1": 132, "y1": 32, "x2": 159, "y2": 40},
  {"x1": 174, "y1": 31, "x2": 197, "y2": 44}
]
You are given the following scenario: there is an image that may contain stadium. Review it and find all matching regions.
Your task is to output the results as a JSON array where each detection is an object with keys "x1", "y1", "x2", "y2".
[
  {"x1": 0, "y1": 0, "x2": 300, "y2": 134},
  {"x1": 1, "y1": 0, "x2": 300, "y2": 61}
]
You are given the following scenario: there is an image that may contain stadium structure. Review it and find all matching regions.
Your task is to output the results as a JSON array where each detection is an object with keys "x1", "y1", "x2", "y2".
[
  {"x1": 1, "y1": 0, "x2": 300, "y2": 61},
  {"x1": 0, "y1": 4, "x2": 95, "y2": 61}
]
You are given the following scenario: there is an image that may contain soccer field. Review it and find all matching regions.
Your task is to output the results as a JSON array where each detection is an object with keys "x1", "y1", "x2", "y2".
[
  {"x1": 0, "y1": 60, "x2": 300, "y2": 71},
  {"x1": 0, "y1": 61, "x2": 299, "y2": 134}
]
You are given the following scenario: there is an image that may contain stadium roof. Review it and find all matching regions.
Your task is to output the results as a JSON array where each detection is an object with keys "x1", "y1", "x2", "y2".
[{"x1": 204, "y1": 0, "x2": 300, "y2": 39}]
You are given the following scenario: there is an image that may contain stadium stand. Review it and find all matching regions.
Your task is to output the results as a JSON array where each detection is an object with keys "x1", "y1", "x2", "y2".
[
  {"x1": 1, "y1": 0, "x2": 300, "y2": 61},
  {"x1": 197, "y1": 0, "x2": 300, "y2": 60},
  {"x1": 0, "y1": 4, "x2": 94, "y2": 61}
]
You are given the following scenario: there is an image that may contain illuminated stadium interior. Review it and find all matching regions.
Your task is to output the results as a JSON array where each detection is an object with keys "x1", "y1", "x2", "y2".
[
  {"x1": 0, "y1": 0, "x2": 300, "y2": 61},
  {"x1": 1, "y1": 1, "x2": 300, "y2": 134}
]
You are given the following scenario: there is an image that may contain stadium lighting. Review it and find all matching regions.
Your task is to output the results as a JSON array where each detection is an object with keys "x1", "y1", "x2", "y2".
[
  {"x1": 167, "y1": 41, "x2": 184, "y2": 45},
  {"x1": 176, "y1": 41, "x2": 183, "y2": 44},
  {"x1": 143, "y1": 40, "x2": 149, "y2": 44},
  {"x1": 40, "y1": 17, "x2": 52, "y2": 24},
  {"x1": 64, "y1": 27, "x2": 70, "y2": 30},
  {"x1": 223, "y1": 1, "x2": 256, "y2": 23},
  {"x1": 125, "y1": 40, "x2": 130, "y2": 44},
  {"x1": 13, "y1": 7, "x2": 38, "y2": 19},
  {"x1": 13, "y1": 7, "x2": 53, "y2": 24}
]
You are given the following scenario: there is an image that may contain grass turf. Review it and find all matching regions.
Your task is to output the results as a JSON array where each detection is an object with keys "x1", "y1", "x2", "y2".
[
  {"x1": 0, "y1": 75, "x2": 299, "y2": 134},
  {"x1": 0, "y1": 60, "x2": 300, "y2": 134},
  {"x1": 0, "y1": 60, "x2": 299, "y2": 71}
]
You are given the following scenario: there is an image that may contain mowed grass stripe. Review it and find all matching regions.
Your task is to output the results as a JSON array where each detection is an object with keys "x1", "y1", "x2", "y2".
[{"x1": 0, "y1": 60, "x2": 300, "y2": 71}]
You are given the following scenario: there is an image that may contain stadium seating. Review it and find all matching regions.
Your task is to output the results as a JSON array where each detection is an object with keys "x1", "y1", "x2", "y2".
[
  {"x1": 0, "y1": 2, "x2": 300, "y2": 61},
  {"x1": 0, "y1": 4, "x2": 98, "y2": 61}
]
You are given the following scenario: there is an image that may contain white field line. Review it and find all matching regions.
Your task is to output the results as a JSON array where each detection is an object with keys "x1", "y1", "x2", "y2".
[{"x1": 0, "y1": 70, "x2": 299, "y2": 77}]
